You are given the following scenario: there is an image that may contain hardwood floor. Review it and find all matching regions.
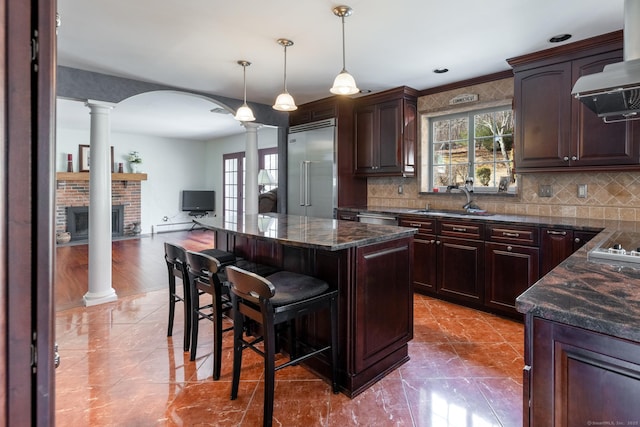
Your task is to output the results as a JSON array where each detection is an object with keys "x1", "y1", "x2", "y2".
[
  {"x1": 55, "y1": 229, "x2": 217, "y2": 311},
  {"x1": 54, "y1": 230, "x2": 524, "y2": 426}
]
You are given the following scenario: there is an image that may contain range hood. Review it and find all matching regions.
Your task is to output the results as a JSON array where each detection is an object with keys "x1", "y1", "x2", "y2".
[{"x1": 572, "y1": 0, "x2": 640, "y2": 123}]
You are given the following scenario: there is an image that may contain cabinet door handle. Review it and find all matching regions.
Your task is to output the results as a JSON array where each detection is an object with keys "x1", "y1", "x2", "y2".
[
  {"x1": 546, "y1": 230, "x2": 567, "y2": 236},
  {"x1": 429, "y1": 240, "x2": 436, "y2": 244},
  {"x1": 436, "y1": 240, "x2": 441, "y2": 245},
  {"x1": 571, "y1": 155, "x2": 577, "y2": 161},
  {"x1": 452, "y1": 227, "x2": 467, "y2": 232},
  {"x1": 507, "y1": 246, "x2": 513, "y2": 252},
  {"x1": 574, "y1": 238, "x2": 581, "y2": 243},
  {"x1": 502, "y1": 232, "x2": 520, "y2": 237},
  {"x1": 563, "y1": 156, "x2": 569, "y2": 161}
]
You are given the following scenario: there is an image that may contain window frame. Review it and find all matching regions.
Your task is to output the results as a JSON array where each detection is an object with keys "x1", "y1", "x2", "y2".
[{"x1": 424, "y1": 105, "x2": 516, "y2": 194}]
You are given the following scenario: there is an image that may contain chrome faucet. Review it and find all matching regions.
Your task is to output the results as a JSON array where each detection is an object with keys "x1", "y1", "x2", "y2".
[{"x1": 446, "y1": 185, "x2": 482, "y2": 211}]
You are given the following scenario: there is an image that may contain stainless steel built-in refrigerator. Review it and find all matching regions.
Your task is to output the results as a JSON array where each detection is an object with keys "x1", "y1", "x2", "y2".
[{"x1": 287, "y1": 119, "x2": 336, "y2": 218}]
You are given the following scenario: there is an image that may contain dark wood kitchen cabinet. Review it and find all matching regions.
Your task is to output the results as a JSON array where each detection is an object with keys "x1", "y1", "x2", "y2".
[
  {"x1": 354, "y1": 86, "x2": 417, "y2": 177},
  {"x1": 399, "y1": 216, "x2": 437, "y2": 295},
  {"x1": 289, "y1": 96, "x2": 367, "y2": 210},
  {"x1": 524, "y1": 316, "x2": 640, "y2": 427},
  {"x1": 509, "y1": 31, "x2": 640, "y2": 172},
  {"x1": 540, "y1": 227, "x2": 599, "y2": 276},
  {"x1": 437, "y1": 219, "x2": 485, "y2": 307},
  {"x1": 485, "y1": 224, "x2": 540, "y2": 316}
]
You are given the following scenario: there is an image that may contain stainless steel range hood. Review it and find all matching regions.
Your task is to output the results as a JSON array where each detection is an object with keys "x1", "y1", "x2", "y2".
[{"x1": 572, "y1": 0, "x2": 640, "y2": 123}]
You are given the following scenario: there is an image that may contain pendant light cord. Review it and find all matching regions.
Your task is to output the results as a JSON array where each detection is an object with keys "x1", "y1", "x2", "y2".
[
  {"x1": 283, "y1": 44, "x2": 288, "y2": 93},
  {"x1": 341, "y1": 15, "x2": 347, "y2": 72},
  {"x1": 242, "y1": 64, "x2": 248, "y2": 104}
]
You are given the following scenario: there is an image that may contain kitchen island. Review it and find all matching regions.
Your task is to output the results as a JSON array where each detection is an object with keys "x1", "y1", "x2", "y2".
[
  {"x1": 194, "y1": 213, "x2": 417, "y2": 397},
  {"x1": 515, "y1": 225, "x2": 640, "y2": 426}
]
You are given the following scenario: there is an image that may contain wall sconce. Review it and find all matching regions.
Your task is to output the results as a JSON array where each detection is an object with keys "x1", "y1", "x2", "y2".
[
  {"x1": 330, "y1": 5, "x2": 359, "y2": 95},
  {"x1": 273, "y1": 38, "x2": 297, "y2": 111},
  {"x1": 234, "y1": 60, "x2": 256, "y2": 122}
]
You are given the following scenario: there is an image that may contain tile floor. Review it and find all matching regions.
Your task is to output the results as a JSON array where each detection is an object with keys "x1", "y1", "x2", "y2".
[{"x1": 55, "y1": 288, "x2": 524, "y2": 426}]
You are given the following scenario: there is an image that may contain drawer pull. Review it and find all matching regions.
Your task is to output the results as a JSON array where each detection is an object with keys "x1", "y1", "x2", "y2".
[
  {"x1": 409, "y1": 223, "x2": 423, "y2": 227},
  {"x1": 430, "y1": 240, "x2": 436, "y2": 244},
  {"x1": 452, "y1": 227, "x2": 467, "y2": 232},
  {"x1": 546, "y1": 230, "x2": 567, "y2": 236},
  {"x1": 507, "y1": 246, "x2": 513, "y2": 252},
  {"x1": 502, "y1": 232, "x2": 520, "y2": 238}
]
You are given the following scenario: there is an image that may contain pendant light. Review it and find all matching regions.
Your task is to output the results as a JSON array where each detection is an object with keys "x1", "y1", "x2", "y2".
[
  {"x1": 234, "y1": 60, "x2": 256, "y2": 122},
  {"x1": 273, "y1": 39, "x2": 297, "y2": 111},
  {"x1": 330, "y1": 5, "x2": 359, "y2": 95}
]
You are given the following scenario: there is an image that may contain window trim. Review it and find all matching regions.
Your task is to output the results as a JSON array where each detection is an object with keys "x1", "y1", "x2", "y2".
[{"x1": 421, "y1": 102, "x2": 516, "y2": 195}]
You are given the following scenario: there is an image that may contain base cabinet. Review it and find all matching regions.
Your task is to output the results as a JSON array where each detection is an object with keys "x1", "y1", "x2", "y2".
[
  {"x1": 525, "y1": 316, "x2": 640, "y2": 427},
  {"x1": 485, "y1": 242, "x2": 539, "y2": 315},
  {"x1": 437, "y1": 236, "x2": 484, "y2": 306}
]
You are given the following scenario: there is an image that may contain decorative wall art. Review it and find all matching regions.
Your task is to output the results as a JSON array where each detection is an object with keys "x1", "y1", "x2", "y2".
[{"x1": 79, "y1": 145, "x2": 114, "y2": 172}]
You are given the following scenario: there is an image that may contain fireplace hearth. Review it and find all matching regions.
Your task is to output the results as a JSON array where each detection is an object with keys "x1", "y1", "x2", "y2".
[{"x1": 66, "y1": 205, "x2": 125, "y2": 241}]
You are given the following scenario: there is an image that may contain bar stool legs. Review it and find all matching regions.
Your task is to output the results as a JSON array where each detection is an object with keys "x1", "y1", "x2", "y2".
[{"x1": 226, "y1": 266, "x2": 339, "y2": 427}]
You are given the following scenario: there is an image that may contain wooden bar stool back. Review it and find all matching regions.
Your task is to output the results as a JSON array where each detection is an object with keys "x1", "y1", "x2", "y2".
[
  {"x1": 185, "y1": 250, "x2": 234, "y2": 380},
  {"x1": 226, "y1": 265, "x2": 339, "y2": 427},
  {"x1": 163, "y1": 242, "x2": 192, "y2": 352}
]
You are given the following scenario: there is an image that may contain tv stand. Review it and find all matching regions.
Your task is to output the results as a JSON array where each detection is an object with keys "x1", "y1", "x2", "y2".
[
  {"x1": 188, "y1": 211, "x2": 210, "y2": 231},
  {"x1": 188, "y1": 211, "x2": 207, "y2": 218}
]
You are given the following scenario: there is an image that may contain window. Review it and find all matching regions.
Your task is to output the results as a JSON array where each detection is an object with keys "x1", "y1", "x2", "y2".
[{"x1": 427, "y1": 106, "x2": 515, "y2": 193}]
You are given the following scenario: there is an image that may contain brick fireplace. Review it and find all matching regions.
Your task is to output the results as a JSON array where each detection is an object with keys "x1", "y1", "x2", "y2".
[{"x1": 56, "y1": 176, "x2": 142, "y2": 238}]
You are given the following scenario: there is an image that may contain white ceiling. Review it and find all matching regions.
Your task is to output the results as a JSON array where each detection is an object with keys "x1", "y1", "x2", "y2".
[{"x1": 56, "y1": 0, "x2": 626, "y2": 140}]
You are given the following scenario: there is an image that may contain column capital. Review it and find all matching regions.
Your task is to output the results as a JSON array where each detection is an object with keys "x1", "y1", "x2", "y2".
[
  {"x1": 85, "y1": 99, "x2": 117, "y2": 110},
  {"x1": 242, "y1": 122, "x2": 263, "y2": 131}
]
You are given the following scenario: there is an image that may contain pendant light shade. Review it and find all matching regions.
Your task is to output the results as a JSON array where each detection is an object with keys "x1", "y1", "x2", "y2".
[
  {"x1": 330, "y1": 5, "x2": 359, "y2": 96},
  {"x1": 273, "y1": 39, "x2": 297, "y2": 111},
  {"x1": 234, "y1": 60, "x2": 256, "y2": 122}
]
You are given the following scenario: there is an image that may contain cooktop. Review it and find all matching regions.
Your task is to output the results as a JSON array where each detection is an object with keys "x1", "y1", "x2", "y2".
[{"x1": 588, "y1": 230, "x2": 640, "y2": 264}]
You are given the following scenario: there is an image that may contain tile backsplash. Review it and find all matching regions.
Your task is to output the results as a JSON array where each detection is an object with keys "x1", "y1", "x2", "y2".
[{"x1": 367, "y1": 171, "x2": 640, "y2": 221}]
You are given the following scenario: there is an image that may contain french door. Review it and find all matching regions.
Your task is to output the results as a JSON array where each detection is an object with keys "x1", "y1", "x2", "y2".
[{"x1": 223, "y1": 148, "x2": 278, "y2": 220}]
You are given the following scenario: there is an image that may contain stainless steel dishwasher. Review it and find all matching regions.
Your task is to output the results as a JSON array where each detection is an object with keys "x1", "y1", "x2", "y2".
[{"x1": 356, "y1": 212, "x2": 399, "y2": 226}]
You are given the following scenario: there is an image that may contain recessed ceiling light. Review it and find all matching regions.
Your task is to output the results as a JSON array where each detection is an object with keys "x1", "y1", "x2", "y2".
[
  {"x1": 549, "y1": 34, "x2": 572, "y2": 43},
  {"x1": 433, "y1": 68, "x2": 449, "y2": 74}
]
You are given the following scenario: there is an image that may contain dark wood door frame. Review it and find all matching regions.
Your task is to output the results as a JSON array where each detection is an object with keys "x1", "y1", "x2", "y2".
[{"x1": 2, "y1": 0, "x2": 56, "y2": 425}]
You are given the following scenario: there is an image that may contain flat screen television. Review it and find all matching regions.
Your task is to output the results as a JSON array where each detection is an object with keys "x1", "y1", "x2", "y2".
[{"x1": 181, "y1": 190, "x2": 215, "y2": 213}]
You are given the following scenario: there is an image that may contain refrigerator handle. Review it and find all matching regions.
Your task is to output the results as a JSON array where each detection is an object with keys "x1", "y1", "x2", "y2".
[
  {"x1": 299, "y1": 161, "x2": 305, "y2": 206},
  {"x1": 304, "y1": 161, "x2": 310, "y2": 206}
]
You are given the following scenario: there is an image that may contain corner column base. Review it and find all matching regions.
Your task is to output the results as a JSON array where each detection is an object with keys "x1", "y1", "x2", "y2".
[{"x1": 83, "y1": 289, "x2": 118, "y2": 307}]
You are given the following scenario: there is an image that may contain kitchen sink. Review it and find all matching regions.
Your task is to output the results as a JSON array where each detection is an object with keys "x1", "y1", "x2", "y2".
[{"x1": 407, "y1": 208, "x2": 493, "y2": 216}]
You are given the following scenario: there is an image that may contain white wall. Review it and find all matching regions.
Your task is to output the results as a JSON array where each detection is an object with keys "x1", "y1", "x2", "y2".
[{"x1": 56, "y1": 125, "x2": 278, "y2": 234}]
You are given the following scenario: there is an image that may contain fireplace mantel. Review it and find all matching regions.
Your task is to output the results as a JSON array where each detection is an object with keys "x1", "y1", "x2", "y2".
[{"x1": 56, "y1": 172, "x2": 148, "y2": 181}]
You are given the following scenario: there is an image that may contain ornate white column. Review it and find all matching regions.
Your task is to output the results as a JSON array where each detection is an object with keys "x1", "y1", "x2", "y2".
[
  {"x1": 243, "y1": 122, "x2": 262, "y2": 215},
  {"x1": 83, "y1": 100, "x2": 117, "y2": 306}
]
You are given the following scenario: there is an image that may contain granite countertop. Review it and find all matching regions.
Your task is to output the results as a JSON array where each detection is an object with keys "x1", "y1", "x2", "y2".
[
  {"x1": 340, "y1": 205, "x2": 631, "y2": 232},
  {"x1": 345, "y1": 205, "x2": 640, "y2": 342},
  {"x1": 194, "y1": 213, "x2": 417, "y2": 251}
]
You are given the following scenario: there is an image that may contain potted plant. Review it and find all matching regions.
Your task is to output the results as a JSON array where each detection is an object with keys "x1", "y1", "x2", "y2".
[{"x1": 128, "y1": 151, "x2": 142, "y2": 173}]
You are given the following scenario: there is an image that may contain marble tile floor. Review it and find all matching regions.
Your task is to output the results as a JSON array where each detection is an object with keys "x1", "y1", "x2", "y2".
[{"x1": 55, "y1": 291, "x2": 524, "y2": 426}]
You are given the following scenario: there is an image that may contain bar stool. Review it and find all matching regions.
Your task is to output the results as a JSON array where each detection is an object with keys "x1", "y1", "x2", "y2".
[
  {"x1": 185, "y1": 250, "x2": 234, "y2": 380},
  {"x1": 163, "y1": 243, "x2": 193, "y2": 351},
  {"x1": 226, "y1": 265, "x2": 339, "y2": 427},
  {"x1": 164, "y1": 244, "x2": 237, "y2": 352},
  {"x1": 185, "y1": 251, "x2": 280, "y2": 380}
]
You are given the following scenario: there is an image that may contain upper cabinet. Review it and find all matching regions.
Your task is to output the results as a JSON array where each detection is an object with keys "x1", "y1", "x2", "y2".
[
  {"x1": 354, "y1": 86, "x2": 418, "y2": 177},
  {"x1": 508, "y1": 31, "x2": 640, "y2": 172}
]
